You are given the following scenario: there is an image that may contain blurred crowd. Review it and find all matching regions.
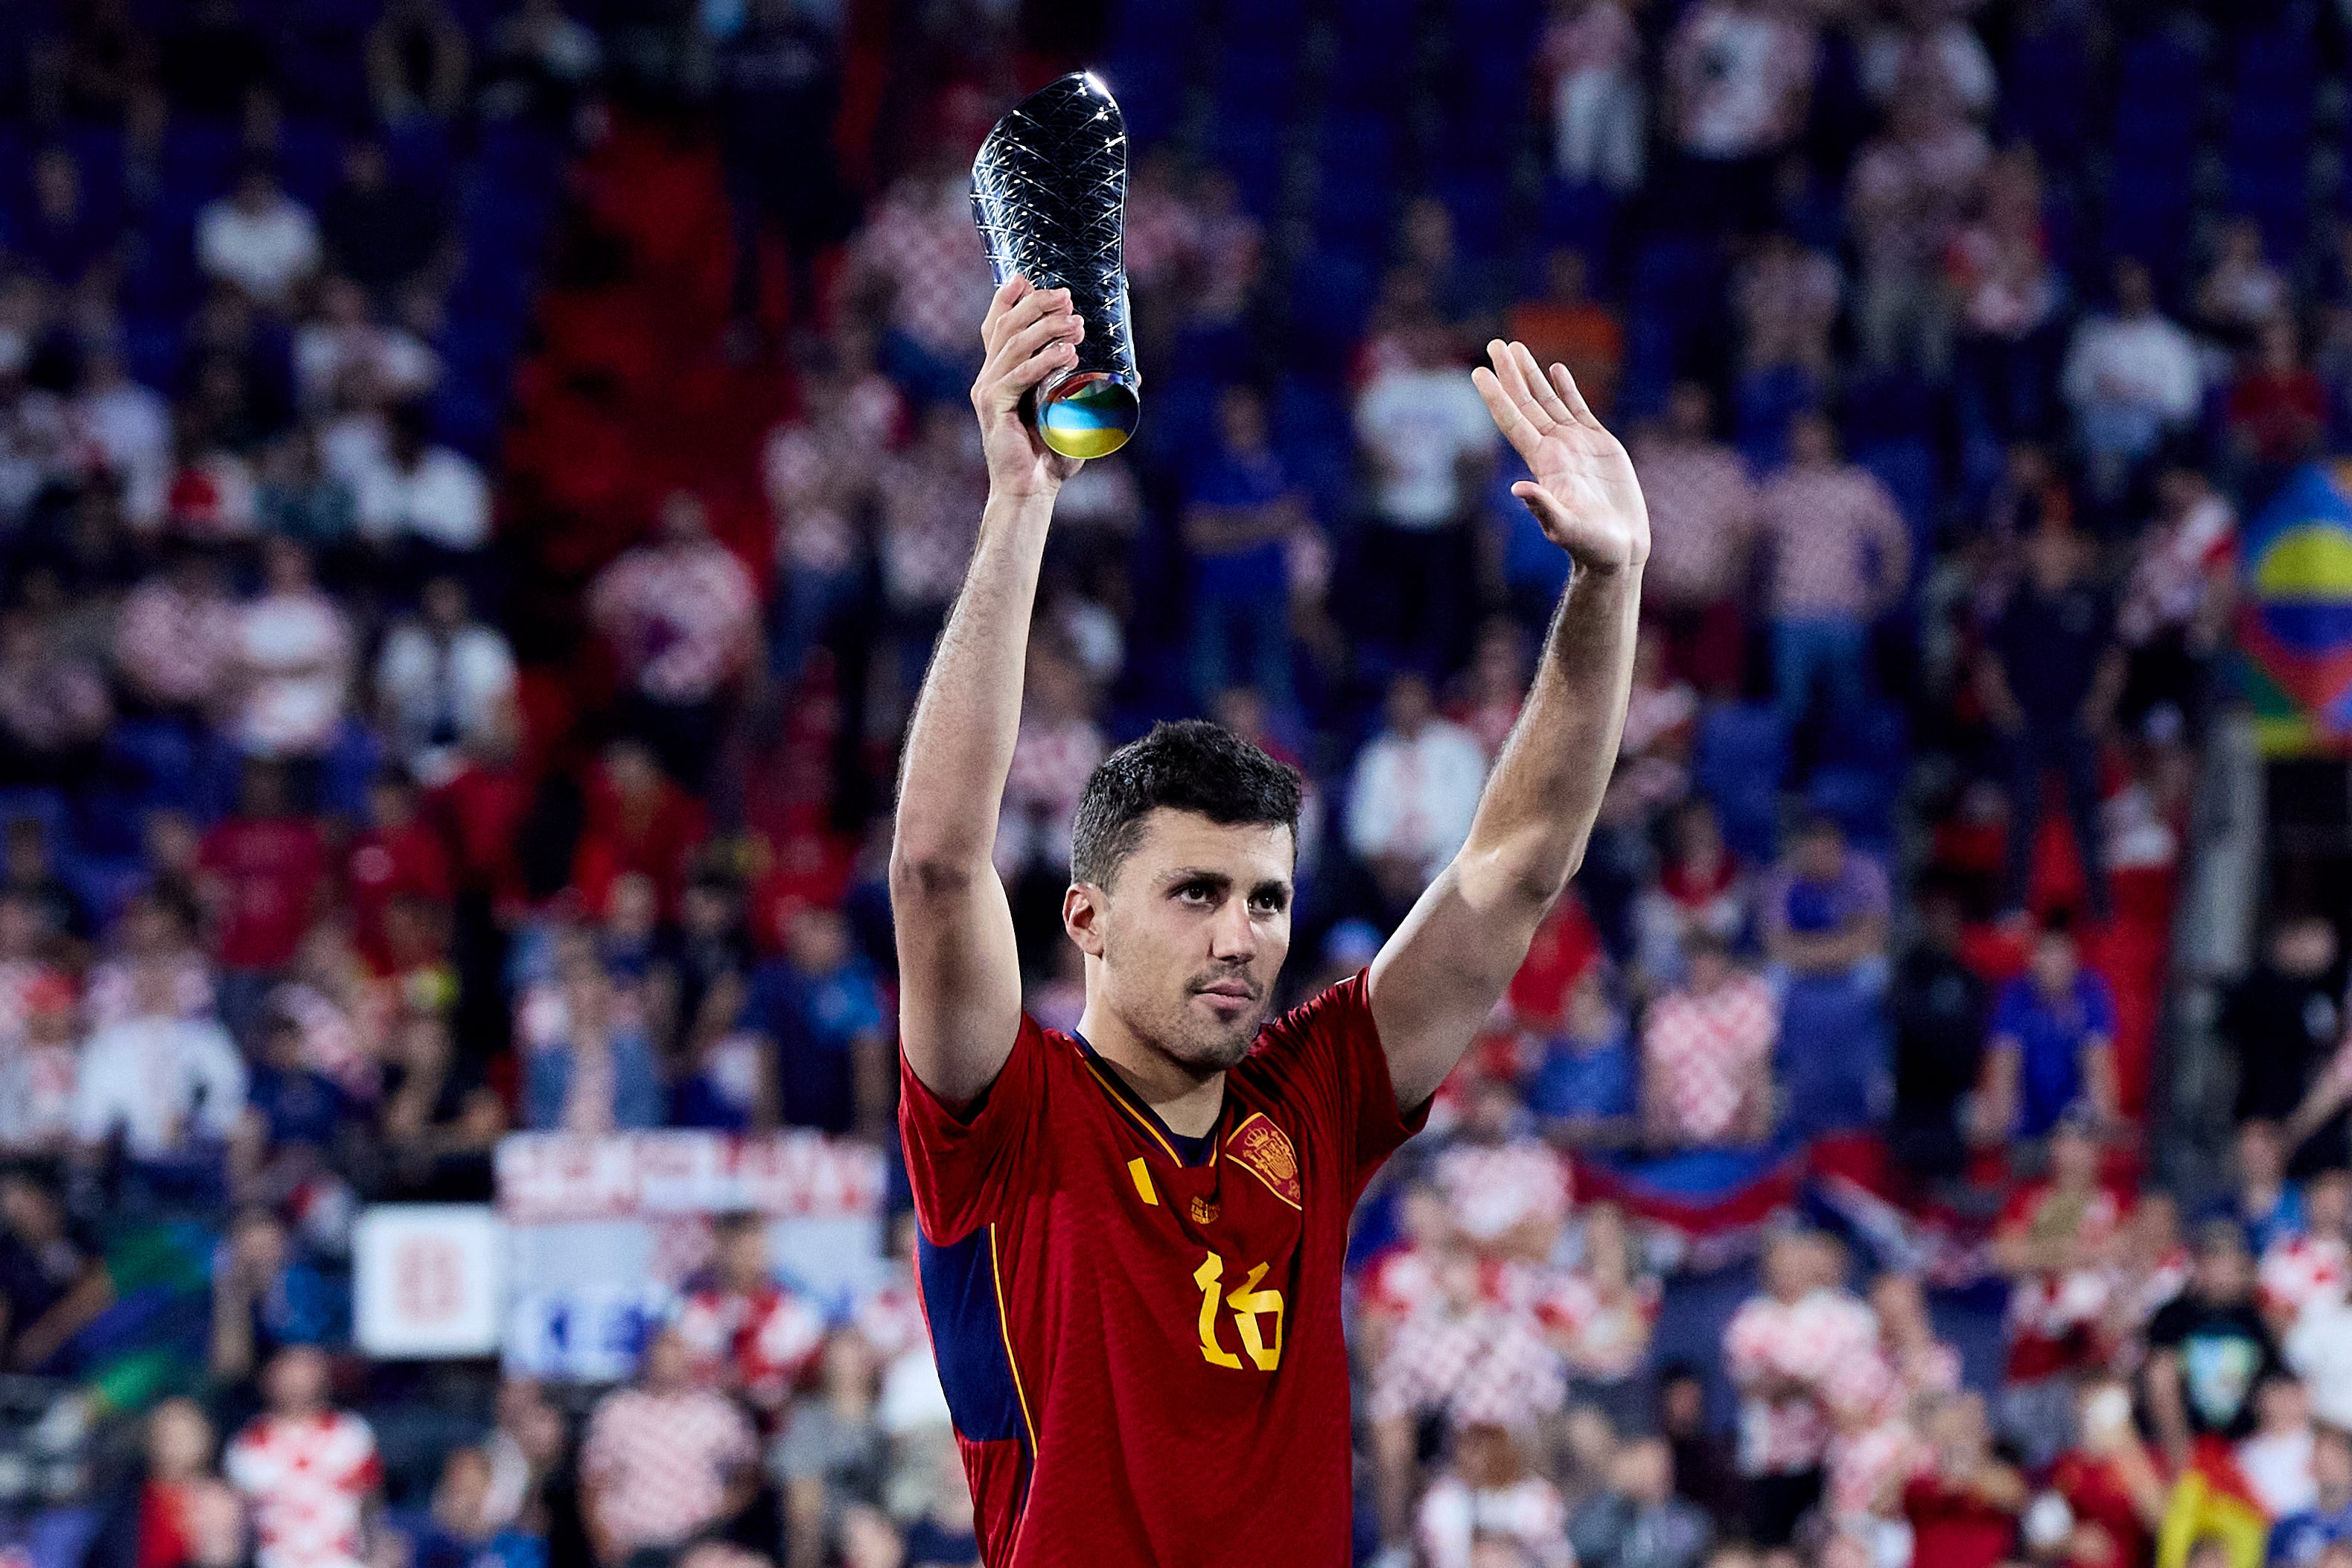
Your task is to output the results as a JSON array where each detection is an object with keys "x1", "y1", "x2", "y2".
[{"x1": 0, "y1": 0, "x2": 2346, "y2": 1567}]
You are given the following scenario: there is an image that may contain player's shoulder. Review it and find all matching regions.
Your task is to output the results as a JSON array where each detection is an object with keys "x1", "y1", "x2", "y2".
[{"x1": 1244, "y1": 969, "x2": 1380, "y2": 1063}]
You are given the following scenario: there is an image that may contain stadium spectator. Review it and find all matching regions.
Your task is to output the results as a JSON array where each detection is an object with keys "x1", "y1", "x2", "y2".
[
  {"x1": 1641, "y1": 926, "x2": 1777, "y2": 1148},
  {"x1": 2228, "y1": 318, "x2": 2327, "y2": 471},
  {"x1": 1508, "y1": 249, "x2": 1625, "y2": 420},
  {"x1": 2239, "y1": 1374, "x2": 2320, "y2": 1519},
  {"x1": 849, "y1": 154, "x2": 992, "y2": 404},
  {"x1": 1346, "y1": 671, "x2": 1489, "y2": 917},
  {"x1": 2269, "y1": 1423, "x2": 2352, "y2": 1567},
  {"x1": 0, "y1": 1167, "x2": 112, "y2": 1370},
  {"x1": 1544, "y1": 1200, "x2": 1659, "y2": 1422},
  {"x1": 2118, "y1": 465, "x2": 2236, "y2": 739},
  {"x1": 1371, "y1": 1239, "x2": 1567, "y2": 1552},
  {"x1": 1725, "y1": 1231, "x2": 1875, "y2": 1547},
  {"x1": 1979, "y1": 524, "x2": 2123, "y2": 923},
  {"x1": 524, "y1": 949, "x2": 663, "y2": 1133},
  {"x1": 1846, "y1": 85, "x2": 1987, "y2": 376},
  {"x1": 742, "y1": 904, "x2": 889, "y2": 1137},
  {"x1": 224, "y1": 1345, "x2": 382, "y2": 1568},
  {"x1": 86, "y1": 1398, "x2": 223, "y2": 1568},
  {"x1": 0, "y1": 598, "x2": 112, "y2": 788},
  {"x1": 319, "y1": 138, "x2": 450, "y2": 299},
  {"x1": 1433, "y1": 1074, "x2": 1572, "y2": 1262},
  {"x1": 1899, "y1": 1393, "x2": 2026, "y2": 1568},
  {"x1": 366, "y1": 0, "x2": 469, "y2": 122},
  {"x1": 2145, "y1": 1223, "x2": 2287, "y2": 1462},
  {"x1": 2196, "y1": 218, "x2": 2291, "y2": 348},
  {"x1": 1978, "y1": 921, "x2": 2118, "y2": 1144},
  {"x1": 479, "y1": 0, "x2": 601, "y2": 121},
  {"x1": 589, "y1": 490, "x2": 762, "y2": 788},
  {"x1": 1631, "y1": 384, "x2": 1753, "y2": 695},
  {"x1": 1543, "y1": 0, "x2": 1644, "y2": 194},
  {"x1": 772, "y1": 1330, "x2": 889, "y2": 1568},
  {"x1": 1181, "y1": 384, "x2": 1309, "y2": 710},
  {"x1": 114, "y1": 545, "x2": 239, "y2": 721},
  {"x1": 0, "y1": 973, "x2": 84, "y2": 1153},
  {"x1": 1662, "y1": 0, "x2": 1815, "y2": 231},
  {"x1": 1354, "y1": 319, "x2": 1500, "y2": 673},
  {"x1": 1760, "y1": 816, "x2": 1890, "y2": 983},
  {"x1": 1421, "y1": 1422, "x2": 1575, "y2": 1568},
  {"x1": 373, "y1": 575, "x2": 518, "y2": 786},
  {"x1": 1991, "y1": 1114, "x2": 2127, "y2": 1464},
  {"x1": 580, "y1": 1324, "x2": 757, "y2": 1565},
  {"x1": 1889, "y1": 879, "x2": 1987, "y2": 1180},
  {"x1": 1756, "y1": 411, "x2": 1909, "y2": 736},
  {"x1": 2062, "y1": 259, "x2": 2202, "y2": 506},
  {"x1": 208, "y1": 1206, "x2": 340, "y2": 1383},
  {"x1": 72, "y1": 340, "x2": 173, "y2": 530},
  {"x1": 1529, "y1": 969, "x2": 1639, "y2": 1146},
  {"x1": 74, "y1": 957, "x2": 246, "y2": 1160},
  {"x1": 675, "y1": 1212, "x2": 824, "y2": 1412},
  {"x1": 231, "y1": 538, "x2": 354, "y2": 765},
  {"x1": 197, "y1": 164, "x2": 322, "y2": 314}
]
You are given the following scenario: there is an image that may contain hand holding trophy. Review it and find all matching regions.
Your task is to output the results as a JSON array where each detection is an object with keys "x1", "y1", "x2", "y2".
[{"x1": 969, "y1": 71, "x2": 1141, "y2": 460}]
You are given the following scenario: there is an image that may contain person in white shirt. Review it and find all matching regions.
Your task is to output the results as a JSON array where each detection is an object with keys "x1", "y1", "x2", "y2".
[
  {"x1": 374, "y1": 575, "x2": 520, "y2": 785},
  {"x1": 2238, "y1": 1374, "x2": 2321, "y2": 1520},
  {"x1": 351, "y1": 402, "x2": 489, "y2": 558},
  {"x1": 73, "y1": 963, "x2": 247, "y2": 1159},
  {"x1": 71, "y1": 342, "x2": 173, "y2": 530},
  {"x1": 235, "y1": 537, "x2": 355, "y2": 760},
  {"x1": 197, "y1": 165, "x2": 324, "y2": 312},
  {"x1": 1346, "y1": 671, "x2": 1491, "y2": 915},
  {"x1": 2062, "y1": 258, "x2": 2202, "y2": 503},
  {"x1": 1354, "y1": 322, "x2": 1501, "y2": 673},
  {"x1": 293, "y1": 275, "x2": 439, "y2": 412}
]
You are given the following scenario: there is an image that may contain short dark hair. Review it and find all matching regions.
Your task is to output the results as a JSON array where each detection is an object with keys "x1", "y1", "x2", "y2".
[{"x1": 1068, "y1": 721, "x2": 1302, "y2": 888}]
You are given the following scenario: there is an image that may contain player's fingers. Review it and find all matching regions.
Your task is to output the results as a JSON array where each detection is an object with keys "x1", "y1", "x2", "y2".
[
  {"x1": 1514, "y1": 480, "x2": 1586, "y2": 547},
  {"x1": 1485, "y1": 339, "x2": 1549, "y2": 432},
  {"x1": 984, "y1": 283, "x2": 1067, "y2": 357},
  {"x1": 978, "y1": 274, "x2": 1030, "y2": 347},
  {"x1": 999, "y1": 335, "x2": 1078, "y2": 396},
  {"x1": 1515, "y1": 342, "x2": 1575, "y2": 427},
  {"x1": 1470, "y1": 365, "x2": 1534, "y2": 449},
  {"x1": 984, "y1": 308, "x2": 1084, "y2": 387},
  {"x1": 1548, "y1": 361, "x2": 1602, "y2": 430}
]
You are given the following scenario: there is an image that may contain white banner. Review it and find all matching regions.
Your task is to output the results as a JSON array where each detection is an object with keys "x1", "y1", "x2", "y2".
[
  {"x1": 494, "y1": 1131, "x2": 887, "y2": 1223},
  {"x1": 354, "y1": 1205, "x2": 503, "y2": 1359}
]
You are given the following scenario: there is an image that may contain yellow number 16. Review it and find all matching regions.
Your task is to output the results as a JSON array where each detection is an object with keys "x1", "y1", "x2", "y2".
[{"x1": 1193, "y1": 1251, "x2": 1284, "y2": 1371}]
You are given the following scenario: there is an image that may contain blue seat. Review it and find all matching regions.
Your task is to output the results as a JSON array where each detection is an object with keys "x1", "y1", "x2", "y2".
[
  {"x1": 1998, "y1": 24, "x2": 2091, "y2": 166},
  {"x1": 1852, "y1": 439, "x2": 1940, "y2": 561},
  {"x1": 1805, "y1": 766, "x2": 1897, "y2": 853},
  {"x1": 0, "y1": 790, "x2": 70, "y2": 856},
  {"x1": 1695, "y1": 704, "x2": 1788, "y2": 864},
  {"x1": 278, "y1": 116, "x2": 348, "y2": 208},
  {"x1": 1821, "y1": 701, "x2": 1910, "y2": 779},
  {"x1": 159, "y1": 117, "x2": 242, "y2": 204},
  {"x1": 1289, "y1": 248, "x2": 1378, "y2": 360}
]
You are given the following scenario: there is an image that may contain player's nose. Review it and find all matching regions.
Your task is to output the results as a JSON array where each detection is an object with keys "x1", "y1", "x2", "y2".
[{"x1": 1207, "y1": 896, "x2": 1257, "y2": 961}]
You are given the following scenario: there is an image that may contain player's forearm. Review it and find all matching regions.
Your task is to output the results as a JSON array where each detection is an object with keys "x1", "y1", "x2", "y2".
[
  {"x1": 1456, "y1": 561, "x2": 1641, "y2": 905},
  {"x1": 890, "y1": 491, "x2": 1057, "y2": 882}
]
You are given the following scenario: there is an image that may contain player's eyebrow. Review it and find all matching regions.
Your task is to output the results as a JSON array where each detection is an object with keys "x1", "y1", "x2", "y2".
[{"x1": 1164, "y1": 867, "x2": 1232, "y2": 892}]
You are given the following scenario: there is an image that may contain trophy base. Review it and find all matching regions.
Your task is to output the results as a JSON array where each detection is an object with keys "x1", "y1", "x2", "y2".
[{"x1": 1037, "y1": 372, "x2": 1139, "y2": 459}]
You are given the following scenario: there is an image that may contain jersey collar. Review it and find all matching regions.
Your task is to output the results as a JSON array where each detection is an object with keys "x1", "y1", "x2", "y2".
[{"x1": 1071, "y1": 1031, "x2": 1220, "y2": 1167}]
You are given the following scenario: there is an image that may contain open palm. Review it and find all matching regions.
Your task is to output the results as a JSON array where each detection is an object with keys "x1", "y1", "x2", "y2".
[{"x1": 1471, "y1": 340, "x2": 1649, "y2": 574}]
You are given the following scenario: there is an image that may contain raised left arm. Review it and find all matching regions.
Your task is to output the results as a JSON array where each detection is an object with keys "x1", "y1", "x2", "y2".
[{"x1": 1368, "y1": 341, "x2": 1648, "y2": 1108}]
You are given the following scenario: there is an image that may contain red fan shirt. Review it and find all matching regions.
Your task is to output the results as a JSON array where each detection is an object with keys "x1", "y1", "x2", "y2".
[{"x1": 900, "y1": 973, "x2": 1425, "y2": 1567}]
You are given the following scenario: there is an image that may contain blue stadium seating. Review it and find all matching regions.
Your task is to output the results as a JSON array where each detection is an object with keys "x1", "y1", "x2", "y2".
[{"x1": 1694, "y1": 703, "x2": 1789, "y2": 865}]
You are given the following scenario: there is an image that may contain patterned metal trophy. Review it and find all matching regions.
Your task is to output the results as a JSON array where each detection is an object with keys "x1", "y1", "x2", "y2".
[{"x1": 971, "y1": 71, "x2": 1139, "y2": 459}]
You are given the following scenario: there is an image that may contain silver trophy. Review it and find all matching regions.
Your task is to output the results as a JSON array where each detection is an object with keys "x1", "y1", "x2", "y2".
[{"x1": 971, "y1": 71, "x2": 1140, "y2": 460}]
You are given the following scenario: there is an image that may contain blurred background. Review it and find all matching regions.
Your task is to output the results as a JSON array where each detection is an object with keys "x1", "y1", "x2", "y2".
[{"x1": 0, "y1": 0, "x2": 2346, "y2": 1565}]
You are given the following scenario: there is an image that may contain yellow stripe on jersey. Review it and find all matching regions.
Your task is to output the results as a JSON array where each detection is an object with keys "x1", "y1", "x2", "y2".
[
  {"x1": 987, "y1": 1223, "x2": 1037, "y2": 1450},
  {"x1": 1081, "y1": 1059, "x2": 1182, "y2": 1163},
  {"x1": 1128, "y1": 1157, "x2": 1159, "y2": 1206}
]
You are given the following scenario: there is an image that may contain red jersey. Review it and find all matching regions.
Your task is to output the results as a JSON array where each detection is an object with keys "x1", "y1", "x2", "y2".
[
  {"x1": 199, "y1": 818, "x2": 328, "y2": 970},
  {"x1": 343, "y1": 822, "x2": 452, "y2": 966},
  {"x1": 900, "y1": 974, "x2": 1425, "y2": 1567}
]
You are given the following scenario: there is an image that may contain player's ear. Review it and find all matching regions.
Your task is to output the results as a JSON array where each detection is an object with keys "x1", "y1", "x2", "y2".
[{"x1": 1062, "y1": 882, "x2": 1106, "y2": 957}]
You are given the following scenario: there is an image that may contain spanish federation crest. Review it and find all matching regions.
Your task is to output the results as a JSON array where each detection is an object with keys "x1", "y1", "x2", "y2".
[{"x1": 1227, "y1": 1112, "x2": 1301, "y2": 1210}]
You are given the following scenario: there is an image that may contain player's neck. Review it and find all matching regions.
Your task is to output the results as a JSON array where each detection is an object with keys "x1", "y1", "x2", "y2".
[{"x1": 1076, "y1": 1004, "x2": 1227, "y2": 1139}]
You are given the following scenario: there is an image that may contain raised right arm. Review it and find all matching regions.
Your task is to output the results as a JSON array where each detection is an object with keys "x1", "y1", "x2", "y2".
[{"x1": 889, "y1": 275, "x2": 1086, "y2": 1109}]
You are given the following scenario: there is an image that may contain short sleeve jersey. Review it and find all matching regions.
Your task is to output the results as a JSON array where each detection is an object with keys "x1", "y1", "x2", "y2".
[{"x1": 899, "y1": 972, "x2": 1426, "y2": 1567}]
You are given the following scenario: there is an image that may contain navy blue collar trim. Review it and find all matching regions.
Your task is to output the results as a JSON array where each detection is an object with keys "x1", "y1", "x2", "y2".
[{"x1": 1071, "y1": 1031, "x2": 1217, "y2": 1167}]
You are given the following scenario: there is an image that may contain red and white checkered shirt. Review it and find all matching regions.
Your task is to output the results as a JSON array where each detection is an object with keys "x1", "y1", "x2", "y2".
[
  {"x1": 1433, "y1": 1138, "x2": 1573, "y2": 1245},
  {"x1": 580, "y1": 1387, "x2": 756, "y2": 1554},
  {"x1": 855, "y1": 179, "x2": 992, "y2": 357},
  {"x1": 1642, "y1": 974, "x2": 1779, "y2": 1144},
  {"x1": 1725, "y1": 1288, "x2": 1878, "y2": 1476},
  {"x1": 1756, "y1": 465, "x2": 1911, "y2": 620},
  {"x1": 675, "y1": 1283, "x2": 826, "y2": 1408},
  {"x1": 115, "y1": 579, "x2": 240, "y2": 709},
  {"x1": 223, "y1": 1411, "x2": 382, "y2": 1568},
  {"x1": 588, "y1": 542, "x2": 760, "y2": 705},
  {"x1": 2261, "y1": 1234, "x2": 2348, "y2": 1326},
  {"x1": 1525, "y1": 1266, "x2": 1660, "y2": 1381},
  {"x1": 1371, "y1": 1301, "x2": 1567, "y2": 1430}
]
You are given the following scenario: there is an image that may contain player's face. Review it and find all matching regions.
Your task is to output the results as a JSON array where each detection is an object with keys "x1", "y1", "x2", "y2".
[{"x1": 1073, "y1": 809, "x2": 1293, "y2": 1074}]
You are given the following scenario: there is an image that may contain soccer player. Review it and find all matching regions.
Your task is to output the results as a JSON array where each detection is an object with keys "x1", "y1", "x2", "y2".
[{"x1": 891, "y1": 274, "x2": 1648, "y2": 1564}]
